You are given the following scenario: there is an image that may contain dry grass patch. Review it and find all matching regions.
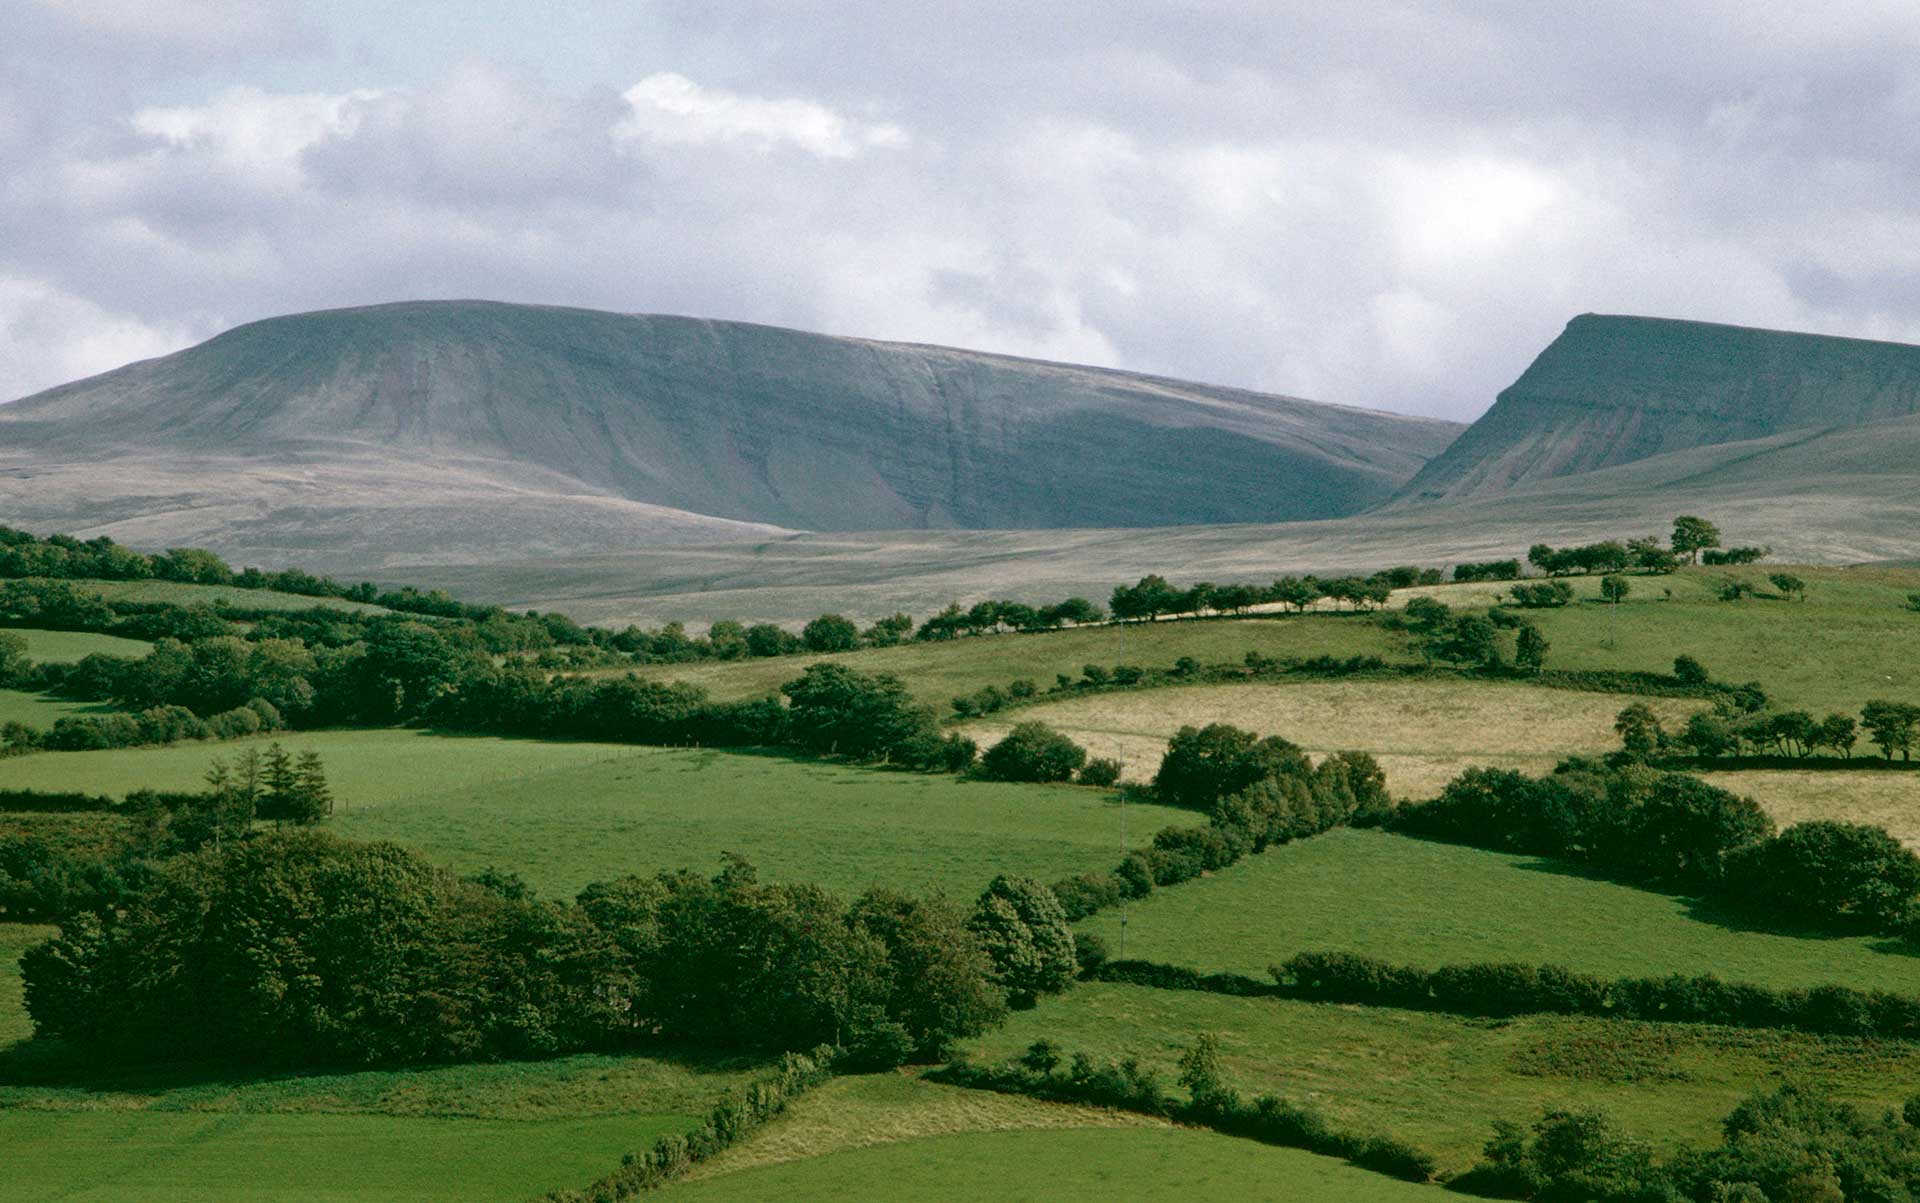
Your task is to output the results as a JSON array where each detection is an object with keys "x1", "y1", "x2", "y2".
[
  {"x1": 961, "y1": 680, "x2": 1702, "y2": 799},
  {"x1": 684, "y1": 1071, "x2": 1165, "y2": 1181},
  {"x1": 1705, "y1": 769, "x2": 1920, "y2": 848}
]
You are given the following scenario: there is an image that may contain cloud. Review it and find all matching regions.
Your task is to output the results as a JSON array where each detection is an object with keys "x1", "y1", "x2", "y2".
[
  {"x1": 0, "y1": 276, "x2": 194, "y2": 400},
  {"x1": 132, "y1": 86, "x2": 380, "y2": 190},
  {"x1": 8, "y1": 5, "x2": 1920, "y2": 421},
  {"x1": 616, "y1": 72, "x2": 908, "y2": 158}
]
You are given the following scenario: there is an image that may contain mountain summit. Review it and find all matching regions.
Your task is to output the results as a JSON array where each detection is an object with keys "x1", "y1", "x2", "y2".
[
  {"x1": 0, "y1": 300, "x2": 1460, "y2": 565},
  {"x1": 1394, "y1": 313, "x2": 1920, "y2": 503}
]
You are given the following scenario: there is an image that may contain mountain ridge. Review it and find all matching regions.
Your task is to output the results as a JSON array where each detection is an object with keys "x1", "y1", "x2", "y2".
[
  {"x1": 1394, "y1": 312, "x2": 1920, "y2": 503},
  {"x1": 0, "y1": 299, "x2": 1462, "y2": 552}
]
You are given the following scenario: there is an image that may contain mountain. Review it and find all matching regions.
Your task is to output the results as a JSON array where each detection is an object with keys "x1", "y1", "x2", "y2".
[
  {"x1": 1394, "y1": 314, "x2": 1920, "y2": 503},
  {"x1": 0, "y1": 300, "x2": 1461, "y2": 568},
  {"x1": 417, "y1": 408, "x2": 1920, "y2": 627}
]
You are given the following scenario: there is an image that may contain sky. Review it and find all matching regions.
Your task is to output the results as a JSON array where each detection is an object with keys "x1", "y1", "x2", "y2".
[{"x1": 5, "y1": 1, "x2": 1920, "y2": 418}]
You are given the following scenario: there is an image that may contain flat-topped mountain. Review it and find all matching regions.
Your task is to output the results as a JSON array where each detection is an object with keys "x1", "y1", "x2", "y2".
[
  {"x1": 0, "y1": 301, "x2": 1461, "y2": 563},
  {"x1": 1394, "y1": 313, "x2": 1920, "y2": 503}
]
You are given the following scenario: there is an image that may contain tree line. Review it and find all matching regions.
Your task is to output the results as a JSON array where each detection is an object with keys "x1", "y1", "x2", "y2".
[
  {"x1": 22, "y1": 831, "x2": 1090, "y2": 1071},
  {"x1": 1621, "y1": 695, "x2": 1920, "y2": 763},
  {"x1": 1393, "y1": 760, "x2": 1920, "y2": 938}
]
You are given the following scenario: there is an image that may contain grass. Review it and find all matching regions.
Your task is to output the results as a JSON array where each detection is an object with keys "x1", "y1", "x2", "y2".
[
  {"x1": 1078, "y1": 828, "x2": 1917, "y2": 993},
  {"x1": 0, "y1": 964, "x2": 755, "y2": 1203},
  {"x1": 960, "y1": 679, "x2": 1702, "y2": 801},
  {"x1": 685, "y1": 1072, "x2": 1165, "y2": 1181},
  {"x1": 0, "y1": 731, "x2": 1192, "y2": 900},
  {"x1": 0, "y1": 687, "x2": 107, "y2": 727},
  {"x1": 0, "y1": 1111, "x2": 690, "y2": 1203},
  {"x1": 1707, "y1": 767, "x2": 1920, "y2": 847},
  {"x1": 7, "y1": 627, "x2": 151, "y2": 663},
  {"x1": 69, "y1": 578, "x2": 389, "y2": 614},
  {"x1": 0, "y1": 924, "x2": 54, "y2": 1044},
  {"x1": 964, "y1": 981, "x2": 1920, "y2": 1172},
  {"x1": 621, "y1": 614, "x2": 1403, "y2": 706},
  {"x1": 674, "y1": 1089, "x2": 1437, "y2": 1200},
  {"x1": 1519, "y1": 566, "x2": 1920, "y2": 715}
]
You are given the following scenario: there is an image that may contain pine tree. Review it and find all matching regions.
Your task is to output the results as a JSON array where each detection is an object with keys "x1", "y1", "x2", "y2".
[
  {"x1": 263, "y1": 742, "x2": 297, "y2": 820},
  {"x1": 293, "y1": 751, "x2": 334, "y2": 823}
]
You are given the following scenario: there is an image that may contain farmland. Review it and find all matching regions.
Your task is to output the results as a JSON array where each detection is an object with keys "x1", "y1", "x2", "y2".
[
  {"x1": 0, "y1": 731, "x2": 1188, "y2": 899},
  {"x1": 8, "y1": 627, "x2": 151, "y2": 663},
  {"x1": 963, "y1": 981, "x2": 1920, "y2": 1173},
  {"x1": 1077, "y1": 827, "x2": 1917, "y2": 992},
  {"x1": 959, "y1": 679, "x2": 1704, "y2": 799}
]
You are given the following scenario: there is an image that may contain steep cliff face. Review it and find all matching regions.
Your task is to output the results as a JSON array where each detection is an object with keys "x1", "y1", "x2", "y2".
[
  {"x1": 1394, "y1": 314, "x2": 1920, "y2": 503},
  {"x1": 0, "y1": 300, "x2": 1460, "y2": 545}
]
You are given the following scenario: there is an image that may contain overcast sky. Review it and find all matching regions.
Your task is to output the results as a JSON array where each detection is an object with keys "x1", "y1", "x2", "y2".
[{"x1": 6, "y1": 1, "x2": 1920, "y2": 418}]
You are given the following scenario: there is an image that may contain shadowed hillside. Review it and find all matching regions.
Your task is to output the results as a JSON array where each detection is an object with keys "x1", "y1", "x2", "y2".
[
  {"x1": 1395, "y1": 314, "x2": 1920, "y2": 503},
  {"x1": 0, "y1": 300, "x2": 1460, "y2": 563}
]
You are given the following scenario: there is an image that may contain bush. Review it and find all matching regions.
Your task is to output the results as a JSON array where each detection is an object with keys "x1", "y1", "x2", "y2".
[
  {"x1": 1076, "y1": 757, "x2": 1122, "y2": 787},
  {"x1": 1673, "y1": 655, "x2": 1709, "y2": 685},
  {"x1": 980, "y1": 722, "x2": 1087, "y2": 783}
]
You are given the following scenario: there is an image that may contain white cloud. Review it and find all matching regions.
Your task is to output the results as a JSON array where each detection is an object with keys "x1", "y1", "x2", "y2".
[
  {"x1": 132, "y1": 86, "x2": 380, "y2": 189},
  {"x1": 0, "y1": 277, "x2": 195, "y2": 401},
  {"x1": 616, "y1": 72, "x2": 909, "y2": 159}
]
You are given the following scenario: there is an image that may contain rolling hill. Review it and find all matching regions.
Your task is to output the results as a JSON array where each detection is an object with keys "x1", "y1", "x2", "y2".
[
  {"x1": 0, "y1": 300, "x2": 1460, "y2": 568},
  {"x1": 1394, "y1": 313, "x2": 1920, "y2": 503}
]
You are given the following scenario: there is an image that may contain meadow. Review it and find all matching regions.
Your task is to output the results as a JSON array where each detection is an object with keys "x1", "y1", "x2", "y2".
[
  {"x1": 1708, "y1": 766, "x2": 1920, "y2": 847},
  {"x1": 625, "y1": 613, "x2": 1403, "y2": 705},
  {"x1": 1076, "y1": 828, "x2": 1918, "y2": 993},
  {"x1": 0, "y1": 1045, "x2": 753, "y2": 1203},
  {"x1": 71, "y1": 579, "x2": 390, "y2": 614},
  {"x1": 963, "y1": 981, "x2": 1920, "y2": 1173},
  {"x1": 0, "y1": 730, "x2": 1190, "y2": 900},
  {"x1": 672, "y1": 1078, "x2": 1439, "y2": 1201},
  {"x1": 959, "y1": 679, "x2": 1703, "y2": 799},
  {"x1": 9, "y1": 627, "x2": 152, "y2": 662},
  {"x1": 0, "y1": 687, "x2": 105, "y2": 727}
]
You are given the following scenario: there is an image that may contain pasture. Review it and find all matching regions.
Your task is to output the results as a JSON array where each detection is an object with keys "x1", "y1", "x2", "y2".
[
  {"x1": 1078, "y1": 828, "x2": 1917, "y2": 993},
  {"x1": 675, "y1": 1105, "x2": 1437, "y2": 1201},
  {"x1": 961, "y1": 679, "x2": 1703, "y2": 799},
  {"x1": 0, "y1": 731, "x2": 1191, "y2": 900},
  {"x1": 0, "y1": 1048, "x2": 747, "y2": 1203},
  {"x1": 9, "y1": 627, "x2": 152, "y2": 663},
  {"x1": 624, "y1": 613, "x2": 1403, "y2": 706},
  {"x1": 965, "y1": 981, "x2": 1920, "y2": 1172},
  {"x1": 71, "y1": 579, "x2": 391, "y2": 614},
  {"x1": 1708, "y1": 766, "x2": 1920, "y2": 848},
  {"x1": 0, "y1": 687, "x2": 104, "y2": 727}
]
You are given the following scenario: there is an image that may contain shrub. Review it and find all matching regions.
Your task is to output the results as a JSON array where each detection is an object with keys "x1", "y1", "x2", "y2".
[
  {"x1": 1076, "y1": 757, "x2": 1122, "y2": 787},
  {"x1": 979, "y1": 722, "x2": 1088, "y2": 783},
  {"x1": 968, "y1": 876, "x2": 1077, "y2": 1005}
]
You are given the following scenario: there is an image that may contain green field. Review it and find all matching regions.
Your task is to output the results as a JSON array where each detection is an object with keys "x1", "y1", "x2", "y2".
[
  {"x1": 1079, "y1": 828, "x2": 1918, "y2": 993},
  {"x1": 617, "y1": 565, "x2": 1920, "y2": 719},
  {"x1": 0, "y1": 1045, "x2": 750, "y2": 1203},
  {"x1": 0, "y1": 924, "x2": 54, "y2": 1043},
  {"x1": 672, "y1": 1123, "x2": 1441, "y2": 1201},
  {"x1": 965, "y1": 982, "x2": 1920, "y2": 1172},
  {"x1": 0, "y1": 731, "x2": 1190, "y2": 900},
  {"x1": 1511, "y1": 566, "x2": 1920, "y2": 714},
  {"x1": 8, "y1": 627, "x2": 152, "y2": 663},
  {"x1": 71, "y1": 578, "x2": 391, "y2": 614},
  {"x1": 626, "y1": 613, "x2": 1402, "y2": 706},
  {"x1": 0, "y1": 687, "x2": 106, "y2": 727}
]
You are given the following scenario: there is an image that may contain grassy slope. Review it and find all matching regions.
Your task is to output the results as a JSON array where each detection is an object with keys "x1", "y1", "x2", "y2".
[
  {"x1": 625, "y1": 614, "x2": 1402, "y2": 704},
  {"x1": 618, "y1": 566, "x2": 1920, "y2": 717},
  {"x1": 1709, "y1": 767, "x2": 1920, "y2": 848},
  {"x1": 961, "y1": 679, "x2": 1702, "y2": 801},
  {"x1": 965, "y1": 982, "x2": 1920, "y2": 1173},
  {"x1": 673, "y1": 1076, "x2": 1437, "y2": 1202},
  {"x1": 9, "y1": 627, "x2": 152, "y2": 663},
  {"x1": 71, "y1": 579, "x2": 390, "y2": 613},
  {"x1": 0, "y1": 731, "x2": 1191, "y2": 900},
  {"x1": 1079, "y1": 828, "x2": 1916, "y2": 993},
  {"x1": 0, "y1": 688, "x2": 104, "y2": 727}
]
